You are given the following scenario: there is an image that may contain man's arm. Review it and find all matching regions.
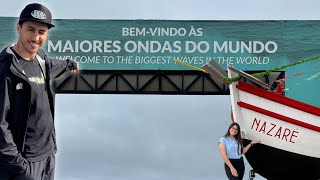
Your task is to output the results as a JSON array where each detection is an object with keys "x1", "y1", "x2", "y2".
[
  {"x1": 0, "y1": 74, "x2": 28, "y2": 174},
  {"x1": 47, "y1": 58, "x2": 79, "y2": 78},
  {"x1": 37, "y1": 49, "x2": 79, "y2": 79}
]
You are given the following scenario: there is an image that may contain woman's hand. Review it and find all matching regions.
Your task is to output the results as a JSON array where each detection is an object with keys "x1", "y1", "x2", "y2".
[
  {"x1": 230, "y1": 166, "x2": 238, "y2": 177},
  {"x1": 251, "y1": 140, "x2": 260, "y2": 145}
]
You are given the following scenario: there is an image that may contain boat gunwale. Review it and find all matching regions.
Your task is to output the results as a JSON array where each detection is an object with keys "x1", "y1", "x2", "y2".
[{"x1": 236, "y1": 81, "x2": 320, "y2": 116}]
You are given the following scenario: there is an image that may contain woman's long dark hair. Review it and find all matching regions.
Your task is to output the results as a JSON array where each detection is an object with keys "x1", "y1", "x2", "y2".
[{"x1": 224, "y1": 122, "x2": 243, "y2": 155}]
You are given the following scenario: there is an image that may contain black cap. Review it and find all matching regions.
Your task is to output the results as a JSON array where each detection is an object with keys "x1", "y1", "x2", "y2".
[{"x1": 19, "y1": 3, "x2": 54, "y2": 29}]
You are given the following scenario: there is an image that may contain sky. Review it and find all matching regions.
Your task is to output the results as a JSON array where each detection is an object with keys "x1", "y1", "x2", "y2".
[
  {"x1": 1, "y1": 0, "x2": 320, "y2": 179},
  {"x1": 2, "y1": 0, "x2": 320, "y2": 20}
]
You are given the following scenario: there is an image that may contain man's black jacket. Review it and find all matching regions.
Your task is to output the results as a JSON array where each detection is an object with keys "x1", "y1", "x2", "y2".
[{"x1": 0, "y1": 46, "x2": 77, "y2": 174}]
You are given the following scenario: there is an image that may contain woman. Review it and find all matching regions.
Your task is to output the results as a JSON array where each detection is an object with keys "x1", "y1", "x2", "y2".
[{"x1": 218, "y1": 122, "x2": 259, "y2": 180}]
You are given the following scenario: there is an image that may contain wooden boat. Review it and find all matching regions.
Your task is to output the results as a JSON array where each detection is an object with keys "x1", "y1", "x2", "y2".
[{"x1": 203, "y1": 61, "x2": 320, "y2": 180}]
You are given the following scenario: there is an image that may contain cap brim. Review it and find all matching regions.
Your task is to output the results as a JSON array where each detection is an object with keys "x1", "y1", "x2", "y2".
[{"x1": 19, "y1": 18, "x2": 55, "y2": 29}]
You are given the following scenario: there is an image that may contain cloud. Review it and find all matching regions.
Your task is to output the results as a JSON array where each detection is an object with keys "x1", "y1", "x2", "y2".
[{"x1": 54, "y1": 95, "x2": 230, "y2": 180}]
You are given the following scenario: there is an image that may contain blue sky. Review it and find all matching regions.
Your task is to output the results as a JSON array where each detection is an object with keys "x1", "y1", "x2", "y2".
[{"x1": 1, "y1": 0, "x2": 319, "y2": 179}]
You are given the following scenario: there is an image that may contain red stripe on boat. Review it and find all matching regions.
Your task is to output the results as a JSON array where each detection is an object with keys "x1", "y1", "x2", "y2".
[
  {"x1": 236, "y1": 81, "x2": 320, "y2": 116},
  {"x1": 237, "y1": 101, "x2": 320, "y2": 132}
]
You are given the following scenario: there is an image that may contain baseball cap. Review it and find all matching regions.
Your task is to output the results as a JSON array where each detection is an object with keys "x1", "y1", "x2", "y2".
[{"x1": 19, "y1": 3, "x2": 54, "y2": 29}]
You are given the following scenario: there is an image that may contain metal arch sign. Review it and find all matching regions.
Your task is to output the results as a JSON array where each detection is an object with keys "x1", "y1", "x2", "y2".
[
  {"x1": 44, "y1": 19, "x2": 320, "y2": 108},
  {"x1": 0, "y1": 17, "x2": 319, "y2": 107},
  {"x1": 46, "y1": 20, "x2": 320, "y2": 71},
  {"x1": 1, "y1": 17, "x2": 319, "y2": 71}
]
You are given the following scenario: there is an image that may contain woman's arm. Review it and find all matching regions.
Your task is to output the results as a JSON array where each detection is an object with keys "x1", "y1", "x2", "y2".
[
  {"x1": 243, "y1": 140, "x2": 260, "y2": 154},
  {"x1": 218, "y1": 143, "x2": 238, "y2": 177}
]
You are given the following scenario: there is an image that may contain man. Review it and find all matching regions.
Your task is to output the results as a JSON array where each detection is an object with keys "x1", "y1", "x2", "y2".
[{"x1": 0, "y1": 3, "x2": 78, "y2": 180}]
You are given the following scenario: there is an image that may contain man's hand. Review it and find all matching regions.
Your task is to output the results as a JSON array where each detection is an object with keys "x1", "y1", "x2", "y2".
[
  {"x1": 67, "y1": 60, "x2": 79, "y2": 74},
  {"x1": 70, "y1": 62, "x2": 79, "y2": 74}
]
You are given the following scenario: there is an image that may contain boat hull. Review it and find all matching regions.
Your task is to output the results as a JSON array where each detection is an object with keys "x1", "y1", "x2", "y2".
[
  {"x1": 231, "y1": 81, "x2": 320, "y2": 158},
  {"x1": 226, "y1": 67, "x2": 320, "y2": 179},
  {"x1": 243, "y1": 139, "x2": 320, "y2": 180}
]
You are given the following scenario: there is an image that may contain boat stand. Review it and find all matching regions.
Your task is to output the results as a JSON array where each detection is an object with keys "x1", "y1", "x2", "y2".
[{"x1": 249, "y1": 169, "x2": 256, "y2": 180}]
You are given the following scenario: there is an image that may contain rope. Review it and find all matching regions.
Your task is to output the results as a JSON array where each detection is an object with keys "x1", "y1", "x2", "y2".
[
  {"x1": 223, "y1": 55, "x2": 320, "y2": 83},
  {"x1": 173, "y1": 59, "x2": 207, "y2": 73},
  {"x1": 173, "y1": 56, "x2": 320, "y2": 84}
]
